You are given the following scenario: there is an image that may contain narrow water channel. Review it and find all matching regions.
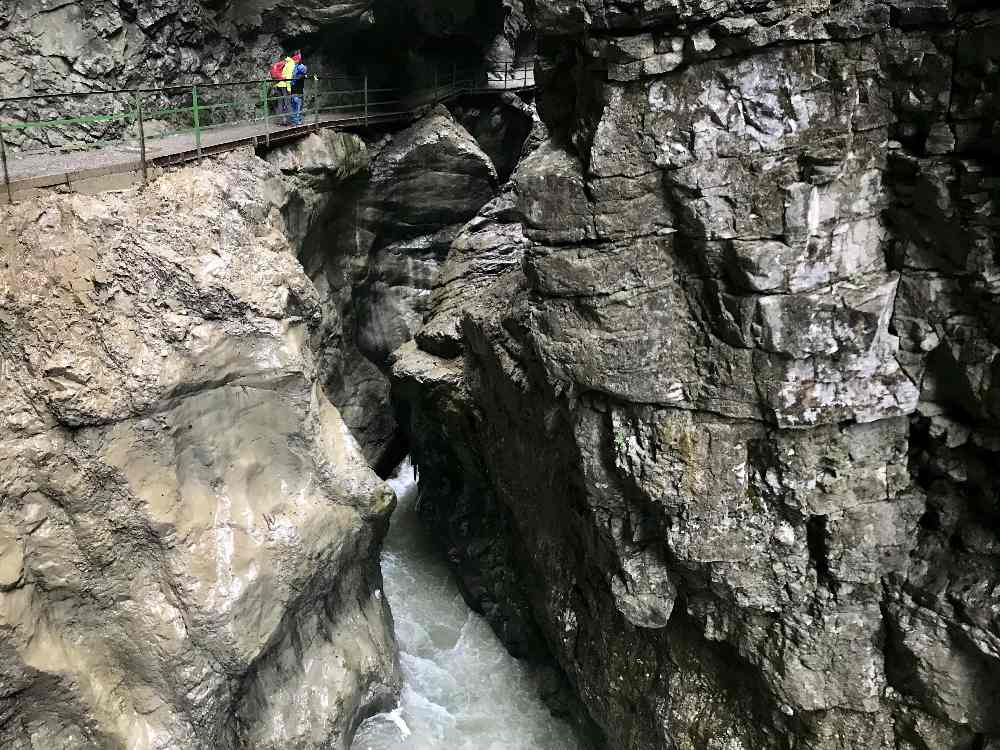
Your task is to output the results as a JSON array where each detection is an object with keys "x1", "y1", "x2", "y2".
[{"x1": 352, "y1": 459, "x2": 581, "y2": 750}]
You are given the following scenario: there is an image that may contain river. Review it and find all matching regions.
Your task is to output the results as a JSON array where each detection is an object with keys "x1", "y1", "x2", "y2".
[{"x1": 351, "y1": 459, "x2": 581, "y2": 750}]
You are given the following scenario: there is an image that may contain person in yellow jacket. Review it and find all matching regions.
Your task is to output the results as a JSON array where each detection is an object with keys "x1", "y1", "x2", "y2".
[{"x1": 274, "y1": 54, "x2": 296, "y2": 125}]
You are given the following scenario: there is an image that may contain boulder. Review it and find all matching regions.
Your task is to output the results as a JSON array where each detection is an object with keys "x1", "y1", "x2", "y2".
[{"x1": 269, "y1": 112, "x2": 497, "y2": 472}]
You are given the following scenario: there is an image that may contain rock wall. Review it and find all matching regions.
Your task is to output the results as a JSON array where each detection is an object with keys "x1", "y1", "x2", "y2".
[
  {"x1": 1, "y1": 0, "x2": 374, "y2": 93},
  {"x1": 449, "y1": 92, "x2": 536, "y2": 182},
  {"x1": 0, "y1": 152, "x2": 399, "y2": 749},
  {"x1": 392, "y1": 1, "x2": 1000, "y2": 748},
  {"x1": 267, "y1": 114, "x2": 499, "y2": 473},
  {"x1": 0, "y1": 0, "x2": 384, "y2": 150}
]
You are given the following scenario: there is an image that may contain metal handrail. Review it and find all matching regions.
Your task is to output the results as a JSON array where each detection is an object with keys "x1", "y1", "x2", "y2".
[
  {"x1": 0, "y1": 62, "x2": 536, "y2": 200},
  {"x1": 0, "y1": 64, "x2": 534, "y2": 105},
  {"x1": 0, "y1": 74, "x2": 405, "y2": 102}
]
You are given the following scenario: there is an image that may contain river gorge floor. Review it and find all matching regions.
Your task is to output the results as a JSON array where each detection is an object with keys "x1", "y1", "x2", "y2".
[{"x1": 352, "y1": 460, "x2": 581, "y2": 750}]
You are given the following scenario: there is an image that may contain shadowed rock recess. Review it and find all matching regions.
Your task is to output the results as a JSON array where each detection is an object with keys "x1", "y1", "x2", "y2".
[{"x1": 391, "y1": 1, "x2": 1000, "y2": 749}]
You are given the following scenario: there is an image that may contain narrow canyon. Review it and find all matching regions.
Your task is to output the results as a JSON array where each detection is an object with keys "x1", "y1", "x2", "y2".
[{"x1": 1, "y1": 1, "x2": 998, "y2": 749}]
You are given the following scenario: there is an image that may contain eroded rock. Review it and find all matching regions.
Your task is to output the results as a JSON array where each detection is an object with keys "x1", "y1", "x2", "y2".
[
  {"x1": 268, "y1": 112, "x2": 498, "y2": 472},
  {"x1": 0, "y1": 153, "x2": 398, "y2": 750}
]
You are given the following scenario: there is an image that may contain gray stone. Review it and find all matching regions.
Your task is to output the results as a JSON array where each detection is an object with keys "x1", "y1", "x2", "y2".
[
  {"x1": 390, "y1": 3, "x2": 1000, "y2": 750},
  {"x1": 266, "y1": 110, "x2": 499, "y2": 472},
  {"x1": 0, "y1": 152, "x2": 399, "y2": 750}
]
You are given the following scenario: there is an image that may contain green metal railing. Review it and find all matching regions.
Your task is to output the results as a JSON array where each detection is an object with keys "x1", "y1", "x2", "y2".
[{"x1": 0, "y1": 62, "x2": 536, "y2": 202}]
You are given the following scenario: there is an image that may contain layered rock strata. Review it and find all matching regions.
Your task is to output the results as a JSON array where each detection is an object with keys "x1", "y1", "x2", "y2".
[
  {"x1": 0, "y1": 152, "x2": 398, "y2": 749},
  {"x1": 392, "y1": 2, "x2": 1000, "y2": 748}
]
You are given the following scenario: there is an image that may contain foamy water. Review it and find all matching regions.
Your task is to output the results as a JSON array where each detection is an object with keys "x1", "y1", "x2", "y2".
[{"x1": 351, "y1": 460, "x2": 580, "y2": 750}]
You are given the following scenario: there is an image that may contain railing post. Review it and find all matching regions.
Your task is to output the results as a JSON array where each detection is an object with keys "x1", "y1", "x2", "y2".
[
  {"x1": 363, "y1": 72, "x2": 368, "y2": 126},
  {"x1": 192, "y1": 84, "x2": 202, "y2": 160},
  {"x1": 0, "y1": 127, "x2": 12, "y2": 205},
  {"x1": 135, "y1": 92, "x2": 148, "y2": 185},
  {"x1": 311, "y1": 78, "x2": 316, "y2": 128},
  {"x1": 260, "y1": 82, "x2": 270, "y2": 146}
]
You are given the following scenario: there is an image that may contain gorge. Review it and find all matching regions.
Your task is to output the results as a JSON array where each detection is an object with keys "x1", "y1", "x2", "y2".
[
  {"x1": 351, "y1": 459, "x2": 582, "y2": 749},
  {"x1": 1, "y1": 0, "x2": 999, "y2": 749}
]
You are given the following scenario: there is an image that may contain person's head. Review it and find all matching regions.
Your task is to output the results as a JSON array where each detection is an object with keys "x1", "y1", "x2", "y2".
[{"x1": 292, "y1": 52, "x2": 302, "y2": 63}]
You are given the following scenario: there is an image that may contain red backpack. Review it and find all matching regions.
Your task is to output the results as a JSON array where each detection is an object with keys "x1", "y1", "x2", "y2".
[{"x1": 269, "y1": 60, "x2": 286, "y2": 80}]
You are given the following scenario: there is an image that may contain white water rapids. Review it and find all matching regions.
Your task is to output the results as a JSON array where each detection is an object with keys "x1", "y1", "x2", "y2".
[{"x1": 352, "y1": 460, "x2": 581, "y2": 750}]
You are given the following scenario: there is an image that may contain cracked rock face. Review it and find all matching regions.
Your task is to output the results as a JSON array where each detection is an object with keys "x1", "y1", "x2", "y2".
[
  {"x1": 0, "y1": 153, "x2": 398, "y2": 749},
  {"x1": 269, "y1": 113, "x2": 497, "y2": 472},
  {"x1": 392, "y1": 1, "x2": 1000, "y2": 748}
]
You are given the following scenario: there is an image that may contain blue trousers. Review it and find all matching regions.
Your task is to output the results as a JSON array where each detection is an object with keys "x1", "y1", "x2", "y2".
[
  {"x1": 277, "y1": 89, "x2": 290, "y2": 122},
  {"x1": 290, "y1": 94, "x2": 303, "y2": 125}
]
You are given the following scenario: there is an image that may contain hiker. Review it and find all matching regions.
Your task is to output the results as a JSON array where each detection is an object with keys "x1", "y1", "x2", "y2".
[
  {"x1": 288, "y1": 52, "x2": 308, "y2": 126},
  {"x1": 270, "y1": 54, "x2": 293, "y2": 124}
]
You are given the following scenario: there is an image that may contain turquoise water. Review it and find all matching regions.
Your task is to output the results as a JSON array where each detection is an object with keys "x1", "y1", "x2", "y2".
[{"x1": 352, "y1": 460, "x2": 579, "y2": 750}]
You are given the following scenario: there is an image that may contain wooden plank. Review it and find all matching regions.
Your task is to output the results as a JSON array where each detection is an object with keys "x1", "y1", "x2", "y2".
[{"x1": 8, "y1": 159, "x2": 144, "y2": 191}]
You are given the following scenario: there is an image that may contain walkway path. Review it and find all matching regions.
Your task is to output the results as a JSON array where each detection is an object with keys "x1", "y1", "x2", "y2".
[{"x1": 1, "y1": 67, "x2": 534, "y2": 204}]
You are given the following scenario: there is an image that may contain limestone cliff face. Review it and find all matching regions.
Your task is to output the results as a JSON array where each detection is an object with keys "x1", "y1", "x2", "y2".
[
  {"x1": 1, "y1": 0, "x2": 374, "y2": 91},
  {"x1": 267, "y1": 115, "x2": 498, "y2": 472},
  {"x1": 3, "y1": 0, "x2": 996, "y2": 745},
  {"x1": 392, "y1": 1, "x2": 1000, "y2": 748},
  {"x1": 0, "y1": 153, "x2": 398, "y2": 749}
]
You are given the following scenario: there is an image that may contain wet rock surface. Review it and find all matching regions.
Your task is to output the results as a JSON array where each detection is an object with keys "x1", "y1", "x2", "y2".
[
  {"x1": 265, "y1": 130, "x2": 398, "y2": 474},
  {"x1": 3, "y1": 0, "x2": 998, "y2": 747},
  {"x1": 391, "y1": 1, "x2": 1000, "y2": 749},
  {"x1": 268, "y1": 114, "x2": 498, "y2": 473},
  {"x1": 0, "y1": 153, "x2": 399, "y2": 749},
  {"x1": 354, "y1": 107, "x2": 497, "y2": 370}
]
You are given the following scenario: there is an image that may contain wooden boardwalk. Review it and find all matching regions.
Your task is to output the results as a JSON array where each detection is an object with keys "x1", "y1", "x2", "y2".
[{"x1": 1, "y1": 69, "x2": 535, "y2": 204}]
